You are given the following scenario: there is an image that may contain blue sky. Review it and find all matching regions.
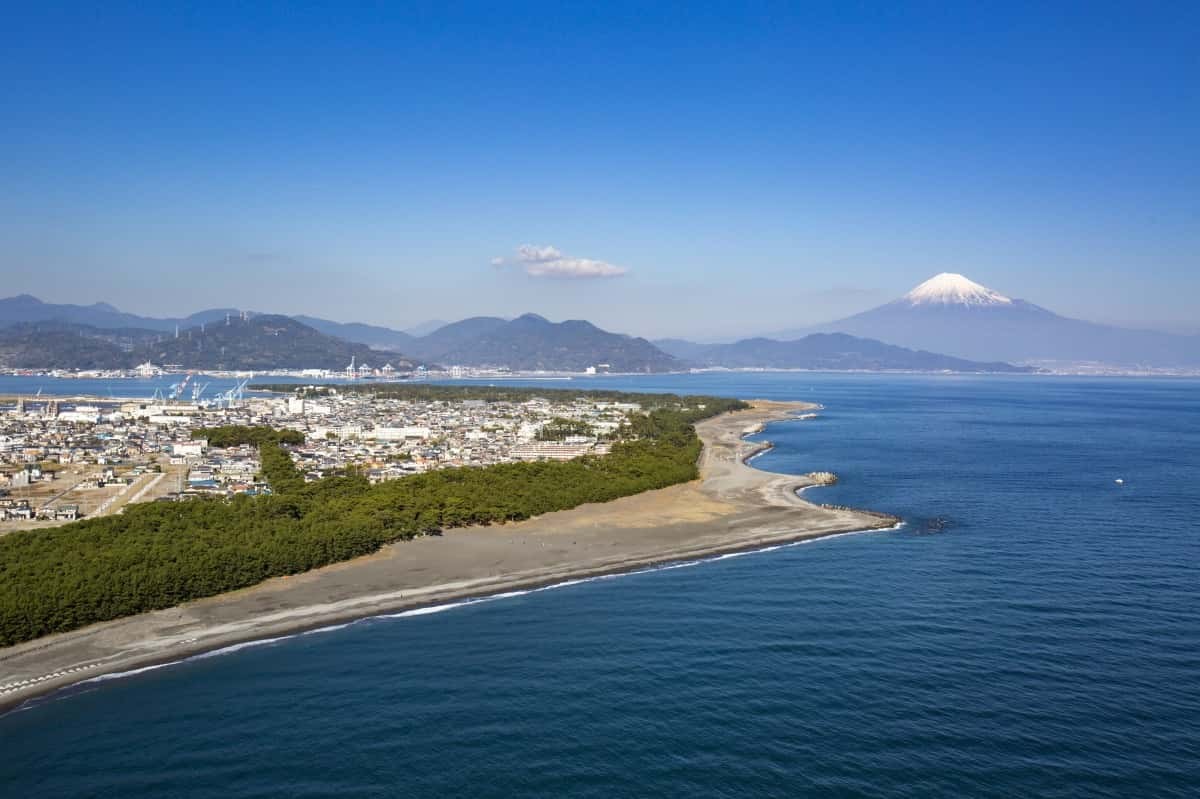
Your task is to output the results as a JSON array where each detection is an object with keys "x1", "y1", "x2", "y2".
[{"x1": 2, "y1": 2, "x2": 1197, "y2": 338}]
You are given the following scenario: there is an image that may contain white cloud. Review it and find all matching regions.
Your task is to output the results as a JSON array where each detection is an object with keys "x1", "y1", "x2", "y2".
[
  {"x1": 494, "y1": 244, "x2": 628, "y2": 279},
  {"x1": 524, "y1": 257, "x2": 627, "y2": 279},
  {"x1": 516, "y1": 245, "x2": 564, "y2": 263}
]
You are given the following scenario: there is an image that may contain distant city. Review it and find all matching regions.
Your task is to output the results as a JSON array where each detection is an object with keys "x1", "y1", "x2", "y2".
[{"x1": 1, "y1": 387, "x2": 635, "y2": 531}]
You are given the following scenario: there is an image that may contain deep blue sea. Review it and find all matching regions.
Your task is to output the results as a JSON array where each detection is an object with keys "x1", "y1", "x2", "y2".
[{"x1": 3, "y1": 374, "x2": 1198, "y2": 798}]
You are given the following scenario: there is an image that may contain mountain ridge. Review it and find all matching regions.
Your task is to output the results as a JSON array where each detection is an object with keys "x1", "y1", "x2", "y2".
[
  {"x1": 654, "y1": 332, "x2": 1033, "y2": 373},
  {"x1": 0, "y1": 316, "x2": 416, "y2": 372},
  {"x1": 0, "y1": 294, "x2": 238, "y2": 333},
  {"x1": 0, "y1": 299, "x2": 682, "y2": 373},
  {"x1": 292, "y1": 315, "x2": 418, "y2": 351},
  {"x1": 9, "y1": 275, "x2": 1193, "y2": 371},
  {"x1": 416, "y1": 313, "x2": 680, "y2": 372}
]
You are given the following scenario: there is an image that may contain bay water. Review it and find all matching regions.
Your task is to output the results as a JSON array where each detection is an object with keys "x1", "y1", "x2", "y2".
[{"x1": 2, "y1": 374, "x2": 1197, "y2": 797}]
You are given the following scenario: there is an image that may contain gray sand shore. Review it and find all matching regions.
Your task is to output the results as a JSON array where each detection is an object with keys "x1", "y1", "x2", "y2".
[{"x1": 0, "y1": 400, "x2": 897, "y2": 712}]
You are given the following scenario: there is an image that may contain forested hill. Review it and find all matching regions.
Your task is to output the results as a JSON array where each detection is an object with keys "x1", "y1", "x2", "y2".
[
  {"x1": 0, "y1": 316, "x2": 418, "y2": 371},
  {"x1": 0, "y1": 390, "x2": 747, "y2": 647},
  {"x1": 0, "y1": 322, "x2": 159, "y2": 370},
  {"x1": 406, "y1": 313, "x2": 681, "y2": 372},
  {"x1": 133, "y1": 315, "x2": 415, "y2": 371}
]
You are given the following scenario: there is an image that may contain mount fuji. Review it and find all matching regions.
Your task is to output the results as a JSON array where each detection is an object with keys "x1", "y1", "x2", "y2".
[{"x1": 788, "y1": 273, "x2": 1199, "y2": 368}]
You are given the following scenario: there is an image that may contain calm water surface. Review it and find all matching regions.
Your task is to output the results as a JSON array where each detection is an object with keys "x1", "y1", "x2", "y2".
[{"x1": 2, "y1": 374, "x2": 1198, "y2": 797}]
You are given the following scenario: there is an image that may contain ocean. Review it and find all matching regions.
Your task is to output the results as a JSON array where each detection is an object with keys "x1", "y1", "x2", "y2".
[{"x1": 2, "y1": 374, "x2": 1198, "y2": 797}]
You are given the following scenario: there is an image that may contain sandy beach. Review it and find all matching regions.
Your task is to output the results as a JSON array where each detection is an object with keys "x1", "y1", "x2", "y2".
[{"x1": 0, "y1": 400, "x2": 897, "y2": 712}]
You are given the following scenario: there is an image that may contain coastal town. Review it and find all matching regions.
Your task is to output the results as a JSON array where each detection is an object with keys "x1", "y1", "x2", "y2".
[{"x1": 0, "y1": 388, "x2": 638, "y2": 532}]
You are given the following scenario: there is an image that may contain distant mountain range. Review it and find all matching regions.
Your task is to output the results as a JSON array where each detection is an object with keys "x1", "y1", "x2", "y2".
[
  {"x1": 780, "y1": 273, "x2": 1200, "y2": 367},
  {"x1": 287, "y1": 313, "x2": 680, "y2": 372},
  {"x1": 0, "y1": 316, "x2": 415, "y2": 372},
  {"x1": 9, "y1": 274, "x2": 1191, "y2": 373},
  {"x1": 0, "y1": 295, "x2": 443, "y2": 345},
  {"x1": 0, "y1": 294, "x2": 238, "y2": 333},
  {"x1": 0, "y1": 299, "x2": 679, "y2": 372},
  {"x1": 654, "y1": 332, "x2": 1033, "y2": 373}
]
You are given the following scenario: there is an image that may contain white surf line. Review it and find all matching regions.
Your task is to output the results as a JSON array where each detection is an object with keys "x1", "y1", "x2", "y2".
[
  {"x1": 0, "y1": 662, "x2": 105, "y2": 695},
  {"x1": 4, "y1": 559, "x2": 727, "y2": 698},
  {"x1": 736, "y1": 406, "x2": 820, "y2": 465},
  {"x1": 4, "y1": 521, "x2": 909, "y2": 704},
  {"x1": 376, "y1": 558, "x2": 706, "y2": 621},
  {"x1": 742, "y1": 443, "x2": 774, "y2": 465}
]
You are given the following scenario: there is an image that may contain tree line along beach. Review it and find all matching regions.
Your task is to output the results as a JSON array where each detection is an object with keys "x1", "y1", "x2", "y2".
[{"x1": 0, "y1": 393, "x2": 896, "y2": 712}]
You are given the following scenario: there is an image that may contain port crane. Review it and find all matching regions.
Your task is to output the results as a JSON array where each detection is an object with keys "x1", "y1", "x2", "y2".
[
  {"x1": 169, "y1": 372, "x2": 194, "y2": 401},
  {"x1": 214, "y1": 378, "x2": 250, "y2": 408}
]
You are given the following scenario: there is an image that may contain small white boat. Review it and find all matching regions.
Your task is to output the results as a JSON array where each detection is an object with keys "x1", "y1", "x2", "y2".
[{"x1": 1114, "y1": 478, "x2": 1125, "y2": 485}]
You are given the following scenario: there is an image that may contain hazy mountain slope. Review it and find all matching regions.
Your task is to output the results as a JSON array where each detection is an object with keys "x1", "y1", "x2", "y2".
[
  {"x1": 0, "y1": 295, "x2": 239, "y2": 333},
  {"x1": 659, "y1": 332, "x2": 1032, "y2": 372},
  {"x1": 405, "y1": 316, "x2": 509, "y2": 359},
  {"x1": 404, "y1": 319, "x2": 449, "y2": 337},
  {"x1": 292, "y1": 315, "x2": 417, "y2": 351},
  {"x1": 652, "y1": 338, "x2": 717, "y2": 362}
]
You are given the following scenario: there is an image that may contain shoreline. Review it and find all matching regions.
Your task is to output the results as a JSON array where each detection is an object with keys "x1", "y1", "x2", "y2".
[
  {"x1": 6, "y1": 518, "x2": 905, "y2": 715},
  {"x1": 0, "y1": 400, "x2": 898, "y2": 714}
]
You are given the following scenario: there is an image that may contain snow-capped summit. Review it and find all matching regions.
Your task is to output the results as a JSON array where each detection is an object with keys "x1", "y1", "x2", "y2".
[{"x1": 903, "y1": 273, "x2": 1012, "y2": 307}]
